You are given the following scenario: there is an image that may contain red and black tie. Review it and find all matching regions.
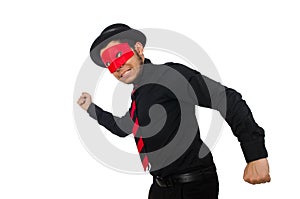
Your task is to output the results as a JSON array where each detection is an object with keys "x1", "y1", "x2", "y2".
[{"x1": 130, "y1": 89, "x2": 149, "y2": 171}]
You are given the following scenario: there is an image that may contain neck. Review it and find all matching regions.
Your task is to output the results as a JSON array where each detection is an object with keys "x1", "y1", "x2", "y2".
[
  {"x1": 133, "y1": 64, "x2": 144, "y2": 86},
  {"x1": 132, "y1": 58, "x2": 151, "y2": 86}
]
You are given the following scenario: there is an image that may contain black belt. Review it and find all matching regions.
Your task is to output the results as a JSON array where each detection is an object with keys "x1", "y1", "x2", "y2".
[{"x1": 154, "y1": 166, "x2": 216, "y2": 188}]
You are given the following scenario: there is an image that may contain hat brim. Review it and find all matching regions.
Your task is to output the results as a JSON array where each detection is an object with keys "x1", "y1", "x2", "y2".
[{"x1": 90, "y1": 29, "x2": 146, "y2": 67}]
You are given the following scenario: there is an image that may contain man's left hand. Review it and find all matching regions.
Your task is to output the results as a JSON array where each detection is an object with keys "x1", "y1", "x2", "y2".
[{"x1": 243, "y1": 158, "x2": 271, "y2": 185}]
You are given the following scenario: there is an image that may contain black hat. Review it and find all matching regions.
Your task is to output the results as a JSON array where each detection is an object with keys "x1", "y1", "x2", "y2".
[{"x1": 90, "y1": 23, "x2": 146, "y2": 67}]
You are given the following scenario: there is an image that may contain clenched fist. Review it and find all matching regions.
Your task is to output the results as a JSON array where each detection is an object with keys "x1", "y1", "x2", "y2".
[
  {"x1": 77, "y1": 92, "x2": 92, "y2": 111},
  {"x1": 243, "y1": 158, "x2": 271, "y2": 185}
]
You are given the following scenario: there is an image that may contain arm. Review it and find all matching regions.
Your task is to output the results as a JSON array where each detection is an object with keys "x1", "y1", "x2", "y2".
[
  {"x1": 87, "y1": 103, "x2": 132, "y2": 137},
  {"x1": 190, "y1": 74, "x2": 271, "y2": 184},
  {"x1": 168, "y1": 63, "x2": 270, "y2": 184},
  {"x1": 77, "y1": 92, "x2": 132, "y2": 137},
  {"x1": 189, "y1": 74, "x2": 268, "y2": 163}
]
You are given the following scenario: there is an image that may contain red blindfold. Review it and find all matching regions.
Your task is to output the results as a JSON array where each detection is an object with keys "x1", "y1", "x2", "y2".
[{"x1": 101, "y1": 43, "x2": 134, "y2": 73}]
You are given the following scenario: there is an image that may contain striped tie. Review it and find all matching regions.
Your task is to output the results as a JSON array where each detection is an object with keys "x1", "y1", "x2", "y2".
[{"x1": 130, "y1": 89, "x2": 149, "y2": 171}]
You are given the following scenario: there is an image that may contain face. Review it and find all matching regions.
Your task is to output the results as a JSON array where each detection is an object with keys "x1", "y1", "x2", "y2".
[{"x1": 100, "y1": 40, "x2": 145, "y2": 84}]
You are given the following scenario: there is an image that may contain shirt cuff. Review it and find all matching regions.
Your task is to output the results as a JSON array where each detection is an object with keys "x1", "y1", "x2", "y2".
[
  {"x1": 241, "y1": 140, "x2": 268, "y2": 163},
  {"x1": 87, "y1": 103, "x2": 97, "y2": 120}
]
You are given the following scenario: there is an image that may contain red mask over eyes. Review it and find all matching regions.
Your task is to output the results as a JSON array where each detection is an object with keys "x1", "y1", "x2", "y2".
[{"x1": 101, "y1": 43, "x2": 134, "y2": 73}]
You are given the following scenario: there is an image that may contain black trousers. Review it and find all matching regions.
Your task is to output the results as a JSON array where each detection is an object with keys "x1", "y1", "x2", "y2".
[{"x1": 148, "y1": 172, "x2": 219, "y2": 199}]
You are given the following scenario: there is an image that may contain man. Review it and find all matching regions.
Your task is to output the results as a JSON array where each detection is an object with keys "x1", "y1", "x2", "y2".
[{"x1": 77, "y1": 23, "x2": 271, "y2": 199}]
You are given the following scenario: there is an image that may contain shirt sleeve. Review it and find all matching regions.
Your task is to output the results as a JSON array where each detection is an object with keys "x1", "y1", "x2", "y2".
[
  {"x1": 87, "y1": 103, "x2": 133, "y2": 137},
  {"x1": 168, "y1": 63, "x2": 268, "y2": 163}
]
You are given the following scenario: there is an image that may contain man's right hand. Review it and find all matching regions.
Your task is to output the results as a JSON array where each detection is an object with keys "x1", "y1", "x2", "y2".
[{"x1": 77, "y1": 92, "x2": 92, "y2": 111}]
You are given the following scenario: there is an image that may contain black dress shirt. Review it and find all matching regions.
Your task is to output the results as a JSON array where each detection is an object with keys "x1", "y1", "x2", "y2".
[{"x1": 87, "y1": 58, "x2": 268, "y2": 177}]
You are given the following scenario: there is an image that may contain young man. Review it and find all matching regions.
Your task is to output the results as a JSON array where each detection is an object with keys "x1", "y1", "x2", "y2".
[{"x1": 77, "y1": 23, "x2": 270, "y2": 199}]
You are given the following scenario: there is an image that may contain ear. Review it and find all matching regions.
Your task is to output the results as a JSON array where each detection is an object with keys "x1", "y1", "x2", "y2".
[{"x1": 134, "y1": 42, "x2": 144, "y2": 56}]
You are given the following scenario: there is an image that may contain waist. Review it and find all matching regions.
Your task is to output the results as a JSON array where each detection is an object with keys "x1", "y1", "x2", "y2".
[{"x1": 154, "y1": 166, "x2": 217, "y2": 188}]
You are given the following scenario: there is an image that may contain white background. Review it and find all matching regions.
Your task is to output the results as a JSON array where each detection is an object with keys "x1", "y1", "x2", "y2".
[{"x1": 1, "y1": 0, "x2": 299, "y2": 198}]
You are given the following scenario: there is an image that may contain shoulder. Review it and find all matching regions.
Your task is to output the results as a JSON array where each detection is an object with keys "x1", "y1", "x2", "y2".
[{"x1": 162, "y1": 62, "x2": 200, "y2": 80}]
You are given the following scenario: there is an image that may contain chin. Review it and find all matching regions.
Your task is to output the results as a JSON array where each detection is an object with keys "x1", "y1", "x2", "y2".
[
  {"x1": 120, "y1": 73, "x2": 138, "y2": 84},
  {"x1": 120, "y1": 77, "x2": 134, "y2": 84}
]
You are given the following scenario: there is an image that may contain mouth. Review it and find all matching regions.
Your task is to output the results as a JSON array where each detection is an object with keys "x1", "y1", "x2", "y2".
[{"x1": 120, "y1": 69, "x2": 132, "y2": 78}]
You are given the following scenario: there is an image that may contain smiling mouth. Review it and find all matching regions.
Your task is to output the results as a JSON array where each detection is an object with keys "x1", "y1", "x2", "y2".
[{"x1": 120, "y1": 69, "x2": 131, "y2": 78}]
